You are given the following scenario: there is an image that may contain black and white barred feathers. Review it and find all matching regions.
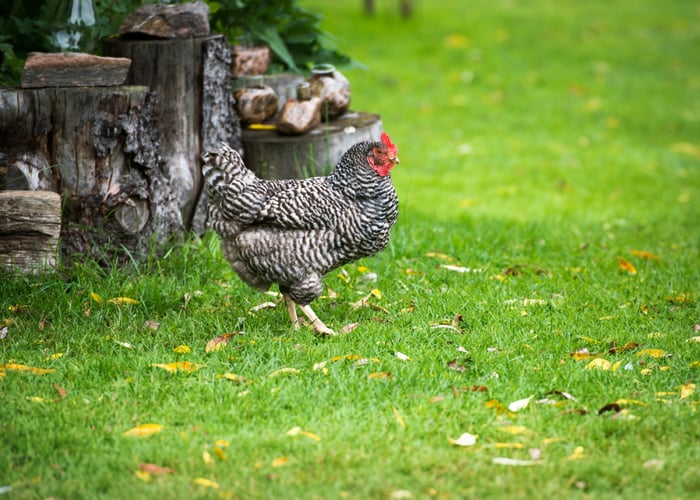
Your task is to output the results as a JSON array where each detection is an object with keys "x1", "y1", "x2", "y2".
[{"x1": 201, "y1": 139, "x2": 399, "y2": 306}]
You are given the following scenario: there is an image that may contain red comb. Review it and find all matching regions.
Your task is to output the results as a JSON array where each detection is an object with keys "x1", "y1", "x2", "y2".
[{"x1": 381, "y1": 132, "x2": 397, "y2": 155}]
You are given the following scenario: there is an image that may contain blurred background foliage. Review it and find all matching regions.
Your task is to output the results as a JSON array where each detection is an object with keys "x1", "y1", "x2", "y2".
[{"x1": 0, "y1": 0, "x2": 353, "y2": 86}]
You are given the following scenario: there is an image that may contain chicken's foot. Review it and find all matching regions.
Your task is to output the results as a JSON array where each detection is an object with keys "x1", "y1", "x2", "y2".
[
  {"x1": 299, "y1": 304, "x2": 337, "y2": 336},
  {"x1": 283, "y1": 294, "x2": 300, "y2": 330}
]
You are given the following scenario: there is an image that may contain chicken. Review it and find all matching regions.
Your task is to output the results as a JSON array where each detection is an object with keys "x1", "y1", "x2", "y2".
[{"x1": 201, "y1": 132, "x2": 399, "y2": 336}]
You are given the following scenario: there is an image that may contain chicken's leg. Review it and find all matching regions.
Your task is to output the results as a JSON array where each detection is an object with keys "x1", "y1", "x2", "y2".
[
  {"x1": 299, "y1": 304, "x2": 337, "y2": 336},
  {"x1": 283, "y1": 294, "x2": 300, "y2": 330}
]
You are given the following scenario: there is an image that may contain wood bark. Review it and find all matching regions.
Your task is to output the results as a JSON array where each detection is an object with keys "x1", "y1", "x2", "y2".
[
  {"x1": 102, "y1": 34, "x2": 242, "y2": 232},
  {"x1": 0, "y1": 191, "x2": 61, "y2": 272},
  {"x1": 0, "y1": 86, "x2": 183, "y2": 265}
]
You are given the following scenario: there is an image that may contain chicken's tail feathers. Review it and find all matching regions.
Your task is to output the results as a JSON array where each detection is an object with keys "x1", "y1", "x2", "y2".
[{"x1": 201, "y1": 142, "x2": 253, "y2": 190}]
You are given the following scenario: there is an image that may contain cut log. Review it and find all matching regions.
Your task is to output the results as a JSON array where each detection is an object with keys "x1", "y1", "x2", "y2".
[
  {"x1": 102, "y1": 34, "x2": 242, "y2": 233},
  {"x1": 241, "y1": 111, "x2": 383, "y2": 179},
  {"x1": 0, "y1": 191, "x2": 61, "y2": 273},
  {"x1": 20, "y1": 52, "x2": 131, "y2": 88},
  {"x1": 0, "y1": 86, "x2": 183, "y2": 265}
]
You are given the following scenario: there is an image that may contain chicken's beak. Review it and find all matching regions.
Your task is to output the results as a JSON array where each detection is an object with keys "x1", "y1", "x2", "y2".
[{"x1": 392, "y1": 156, "x2": 400, "y2": 165}]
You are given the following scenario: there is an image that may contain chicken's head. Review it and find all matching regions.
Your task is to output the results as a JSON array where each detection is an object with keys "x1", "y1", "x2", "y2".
[{"x1": 367, "y1": 132, "x2": 400, "y2": 177}]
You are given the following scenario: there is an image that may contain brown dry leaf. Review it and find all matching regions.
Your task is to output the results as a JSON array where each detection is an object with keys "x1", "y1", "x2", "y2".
[
  {"x1": 0, "y1": 363, "x2": 55, "y2": 375},
  {"x1": 430, "y1": 395, "x2": 446, "y2": 404},
  {"x1": 139, "y1": 463, "x2": 174, "y2": 475},
  {"x1": 123, "y1": 423, "x2": 163, "y2": 437},
  {"x1": 447, "y1": 359, "x2": 468, "y2": 372},
  {"x1": 205, "y1": 332, "x2": 241, "y2": 353},
  {"x1": 608, "y1": 341, "x2": 639, "y2": 354},
  {"x1": 368, "y1": 371, "x2": 391, "y2": 380},
  {"x1": 630, "y1": 250, "x2": 660, "y2": 260},
  {"x1": 568, "y1": 348, "x2": 598, "y2": 360},
  {"x1": 151, "y1": 361, "x2": 203, "y2": 373},
  {"x1": 53, "y1": 383, "x2": 67, "y2": 398},
  {"x1": 617, "y1": 257, "x2": 637, "y2": 275},
  {"x1": 598, "y1": 403, "x2": 622, "y2": 415}
]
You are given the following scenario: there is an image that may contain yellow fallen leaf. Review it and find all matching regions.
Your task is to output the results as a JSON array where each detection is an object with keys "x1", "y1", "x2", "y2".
[
  {"x1": 615, "y1": 399, "x2": 648, "y2": 406},
  {"x1": 368, "y1": 371, "x2": 391, "y2": 380},
  {"x1": 134, "y1": 470, "x2": 151, "y2": 482},
  {"x1": 215, "y1": 439, "x2": 230, "y2": 448},
  {"x1": 0, "y1": 363, "x2": 55, "y2": 375},
  {"x1": 449, "y1": 432, "x2": 478, "y2": 447},
  {"x1": 611, "y1": 360, "x2": 622, "y2": 372},
  {"x1": 690, "y1": 361, "x2": 700, "y2": 368},
  {"x1": 213, "y1": 446, "x2": 227, "y2": 461},
  {"x1": 287, "y1": 426, "x2": 322, "y2": 442},
  {"x1": 123, "y1": 423, "x2": 163, "y2": 437},
  {"x1": 637, "y1": 349, "x2": 667, "y2": 359},
  {"x1": 268, "y1": 367, "x2": 300, "y2": 378},
  {"x1": 247, "y1": 123, "x2": 276, "y2": 131},
  {"x1": 151, "y1": 361, "x2": 203, "y2": 373},
  {"x1": 194, "y1": 478, "x2": 219, "y2": 489},
  {"x1": 271, "y1": 456, "x2": 289, "y2": 467},
  {"x1": 617, "y1": 257, "x2": 637, "y2": 275},
  {"x1": 499, "y1": 425, "x2": 528, "y2": 435},
  {"x1": 680, "y1": 383, "x2": 696, "y2": 400},
  {"x1": 586, "y1": 358, "x2": 611, "y2": 370},
  {"x1": 567, "y1": 446, "x2": 586, "y2": 460},
  {"x1": 493, "y1": 442, "x2": 525, "y2": 449},
  {"x1": 90, "y1": 292, "x2": 104, "y2": 304},
  {"x1": 26, "y1": 396, "x2": 49, "y2": 403},
  {"x1": 108, "y1": 297, "x2": 140, "y2": 305},
  {"x1": 202, "y1": 450, "x2": 213, "y2": 464},
  {"x1": 173, "y1": 345, "x2": 191, "y2": 354},
  {"x1": 392, "y1": 407, "x2": 406, "y2": 429},
  {"x1": 220, "y1": 373, "x2": 247, "y2": 384},
  {"x1": 640, "y1": 368, "x2": 653, "y2": 375}
]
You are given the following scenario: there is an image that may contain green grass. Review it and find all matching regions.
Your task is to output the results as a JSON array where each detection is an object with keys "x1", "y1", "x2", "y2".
[{"x1": 2, "y1": 0, "x2": 700, "y2": 498}]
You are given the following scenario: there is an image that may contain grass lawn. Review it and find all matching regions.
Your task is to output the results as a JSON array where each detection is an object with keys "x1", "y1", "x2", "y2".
[{"x1": 2, "y1": 0, "x2": 699, "y2": 498}]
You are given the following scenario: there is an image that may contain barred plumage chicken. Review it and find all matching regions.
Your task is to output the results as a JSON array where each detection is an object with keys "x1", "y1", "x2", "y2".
[{"x1": 202, "y1": 132, "x2": 399, "y2": 335}]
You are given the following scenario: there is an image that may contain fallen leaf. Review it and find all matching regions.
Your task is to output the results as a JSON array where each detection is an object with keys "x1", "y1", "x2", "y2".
[
  {"x1": 608, "y1": 341, "x2": 639, "y2": 354},
  {"x1": 220, "y1": 373, "x2": 247, "y2": 384},
  {"x1": 395, "y1": 351, "x2": 411, "y2": 361},
  {"x1": 586, "y1": 358, "x2": 612, "y2": 370},
  {"x1": 340, "y1": 323, "x2": 359, "y2": 334},
  {"x1": 545, "y1": 390, "x2": 579, "y2": 402},
  {"x1": 90, "y1": 292, "x2": 104, "y2": 304},
  {"x1": 151, "y1": 361, "x2": 203, "y2": 373},
  {"x1": 271, "y1": 456, "x2": 289, "y2": 468},
  {"x1": 567, "y1": 446, "x2": 586, "y2": 460},
  {"x1": 53, "y1": 383, "x2": 67, "y2": 398},
  {"x1": 440, "y1": 264, "x2": 482, "y2": 273},
  {"x1": 447, "y1": 359, "x2": 468, "y2": 372},
  {"x1": 287, "y1": 426, "x2": 322, "y2": 442},
  {"x1": 249, "y1": 301, "x2": 277, "y2": 313},
  {"x1": 268, "y1": 367, "x2": 300, "y2": 378},
  {"x1": 637, "y1": 349, "x2": 668, "y2": 359},
  {"x1": 108, "y1": 297, "x2": 140, "y2": 305},
  {"x1": 123, "y1": 423, "x2": 163, "y2": 437},
  {"x1": 493, "y1": 442, "x2": 525, "y2": 449},
  {"x1": 134, "y1": 470, "x2": 151, "y2": 482},
  {"x1": 630, "y1": 250, "x2": 660, "y2": 260},
  {"x1": 392, "y1": 407, "x2": 406, "y2": 428},
  {"x1": 114, "y1": 340, "x2": 134, "y2": 349},
  {"x1": 508, "y1": 396, "x2": 533, "y2": 412},
  {"x1": 139, "y1": 463, "x2": 174, "y2": 475},
  {"x1": 680, "y1": 383, "x2": 696, "y2": 400},
  {"x1": 205, "y1": 332, "x2": 241, "y2": 353},
  {"x1": 213, "y1": 446, "x2": 227, "y2": 461},
  {"x1": 368, "y1": 371, "x2": 392, "y2": 380},
  {"x1": 0, "y1": 363, "x2": 55, "y2": 375},
  {"x1": 449, "y1": 432, "x2": 478, "y2": 447},
  {"x1": 173, "y1": 345, "x2": 191, "y2": 354},
  {"x1": 491, "y1": 457, "x2": 539, "y2": 466},
  {"x1": 26, "y1": 396, "x2": 49, "y2": 403},
  {"x1": 430, "y1": 395, "x2": 445, "y2": 403},
  {"x1": 202, "y1": 450, "x2": 213, "y2": 465},
  {"x1": 598, "y1": 403, "x2": 622, "y2": 415},
  {"x1": 617, "y1": 257, "x2": 637, "y2": 275},
  {"x1": 499, "y1": 425, "x2": 528, "y2": 435},
  {"x1": 194, "y1": 478, "x2": 219, "y2": 489}
]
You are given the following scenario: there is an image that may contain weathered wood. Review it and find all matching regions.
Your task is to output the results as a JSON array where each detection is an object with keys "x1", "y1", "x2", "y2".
[
  {"x1": 119, "y1": 0, "x2": 210, "y2": 38},
  {"x1": 0, "y1": 191, "x2": 61, "y2": 272},
  {"x1": 241, "y1": 112, "x2": 383, "y2": 179},
  {"x1": 20, "y1": 52, "x2": 131, "y2": 89},
  {"x1": 102, "y1": 34, "x2": 242, "y2": 231},
  {"x1": 0, "y1": 86, "x2": 184, "y2": 265}
]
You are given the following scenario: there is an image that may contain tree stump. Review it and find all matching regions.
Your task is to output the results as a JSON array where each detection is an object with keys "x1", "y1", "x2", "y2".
[
  {"x1": 0, "y1": 85, "x2": 183, "y2": 265},
  {"x1": 241, "y1": 112, "x2": 383, "y2": 179},
  {"x1": 0, "y1": 191, "x2": 61, "y2": 273},
  {"x1": 102, "y1": 34, "x2": 242, "y2": 233}
]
